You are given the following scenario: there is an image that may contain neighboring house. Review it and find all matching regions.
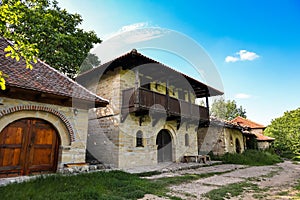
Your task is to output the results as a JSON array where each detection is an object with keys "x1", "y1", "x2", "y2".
[
  {"x1": 198, "y1": 117, "x2": 245, "y2": 155},
  {"x1": 77, "y1": 49, "x2": 223, "y2": 168},
  {"x1": 0, "y1": 38, "x2": 108, "y2": 177},
  {"x1": 230, "y1": 116, "x2": 274, "y2": 150}
]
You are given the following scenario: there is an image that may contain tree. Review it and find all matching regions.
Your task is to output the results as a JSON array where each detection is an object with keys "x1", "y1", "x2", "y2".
[
  {"x1": 264, "y1": 108, "x2": 300, "y2": 155},
  {"x1": 0, "y1": 0, "x2": 101, "y2": 84},
  {"x1": 0, "y1": 0, "x2": 40, "y2": 90},
  {"x1": 210, "y1": 98, "x2": 247, "y2": 120},
  {"x1": 78, "y1": 53, "x2": 101, "y2": 74}
]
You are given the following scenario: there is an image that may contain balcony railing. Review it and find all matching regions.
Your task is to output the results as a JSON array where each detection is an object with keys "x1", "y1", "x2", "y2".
[{"x1": 122, "y1": 88, "x2": 209, "y2": 122}]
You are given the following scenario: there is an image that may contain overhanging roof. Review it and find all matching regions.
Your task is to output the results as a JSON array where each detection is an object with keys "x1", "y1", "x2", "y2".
[
  {"x1": 78, "y1": 49, "x2": 223, "y2": 98},
  {"x1": 0, "y1": 37, "x2": 108, "y2": 108}
]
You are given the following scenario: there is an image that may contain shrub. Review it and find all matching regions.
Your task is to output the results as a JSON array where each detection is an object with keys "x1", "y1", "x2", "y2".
[{"x1": 215, "y1": 149, "x2": 283, "y2": 166}]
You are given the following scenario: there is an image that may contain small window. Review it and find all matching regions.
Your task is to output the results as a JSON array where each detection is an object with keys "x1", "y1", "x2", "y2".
[
  {"x1": 136, "y1": 131, "x2": 144, "y2": 147},
  {"x1": 230, "y1": 135, "x2": 233, "y2": 146},
  {"x1": 185, "y1": 134, "x2": 189, "y2": 146}
]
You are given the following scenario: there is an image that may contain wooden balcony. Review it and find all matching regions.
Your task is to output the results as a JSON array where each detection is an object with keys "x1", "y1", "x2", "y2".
[{"x1": 121, "y1": 88, "x2": 209, "y2": 124}]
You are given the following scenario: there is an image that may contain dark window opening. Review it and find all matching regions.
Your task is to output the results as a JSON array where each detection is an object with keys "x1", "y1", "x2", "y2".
[
  {"x1": 185, "y1": 134, "x2": 189, "y2": 146},
  {"x1": 136, "y1": 131, "x2": 144, "y2": 147}
]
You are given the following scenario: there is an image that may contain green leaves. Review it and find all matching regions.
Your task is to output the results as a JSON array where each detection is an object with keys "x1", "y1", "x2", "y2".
[
  {"x1": 79, "y1": 53, "x2": 101, "y2": 74},
  {"x1": 9, "y1": 0, "x2": 101, "y2": 78},
  {"x1": 0, "y1": 71, "x2": 7, "y2": 90},
  {"x1": 265, "y1": 108, "x2": 300, "y2": 155},
  {"x1": 0, "y1": 0, "x2": 101, "y2": 87},
  {"x1": 210, "y1": 98, "x2": 247, "y2": 120}
]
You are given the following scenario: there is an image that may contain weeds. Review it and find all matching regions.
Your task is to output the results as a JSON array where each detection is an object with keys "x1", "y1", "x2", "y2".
[
  {"x1": 136, "y1": 170, "x2": 162, "y2": 177},
  {"x1": 214, "y1": 150, "x2": 283, "y2": 166},
  {"x1": 203, "y1": 181, "x2": 259, "y2": 200}
]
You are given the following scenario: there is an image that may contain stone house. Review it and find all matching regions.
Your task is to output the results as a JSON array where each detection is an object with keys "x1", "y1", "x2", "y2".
[
  {"x1": 230, "y1": 116, "x2": 274, "y2": 150},
  {"x1": 0, "y1": 38, "x2": 108, "y2": 177},
  {"x1": 198, "y1": 117, "x2": 245, "y2": 156},
  {"x1": 77, "y1": 49, "x2": 223, "y2": 168}
]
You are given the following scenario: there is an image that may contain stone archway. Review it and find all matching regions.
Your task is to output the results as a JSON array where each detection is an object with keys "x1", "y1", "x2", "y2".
[
  {"x1": 156, "y1": 129, "x2": 172, "y2": 162},
  {"x1": 0, "y1": 118, "x2": 60, "y2": 177}
]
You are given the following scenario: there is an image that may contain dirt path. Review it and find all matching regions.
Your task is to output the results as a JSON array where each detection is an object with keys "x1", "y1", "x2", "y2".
[{"x1": 140, "y1": 161, "x2": 300, "y2": 200}]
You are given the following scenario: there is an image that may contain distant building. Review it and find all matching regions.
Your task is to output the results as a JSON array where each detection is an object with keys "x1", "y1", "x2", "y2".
[
  {"x1": 230, "y1": 116, "x2": 274, "y2": 150},
  {"x1": 198, "y1": 117, "x2": 245, "y2": 155}
]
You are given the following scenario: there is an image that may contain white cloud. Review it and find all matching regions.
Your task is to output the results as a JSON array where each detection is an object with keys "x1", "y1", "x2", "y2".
[
  {"x1": 103, "y1": 22, "x2": 150, "y2": 40},
  {"x1": 238, "y1": 50, "x2": 259, "y2": 61},
  {"x1": 225, "y1": 50, "x2": 259, "y2": 63},
  {"x1": 225, "y1": 56, "x2": 239, "y2": 63},
  {"x1": 235, "y1": 93, "x2": 251, "y2": 99},
  {"x1": 120, "y1": 22, "x2": 149, "y2": 32}
]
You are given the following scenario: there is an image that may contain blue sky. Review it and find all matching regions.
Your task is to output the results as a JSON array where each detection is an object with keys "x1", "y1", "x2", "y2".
[{"x1": 57, "y1": 0, "x2": 300, "y2": 125}]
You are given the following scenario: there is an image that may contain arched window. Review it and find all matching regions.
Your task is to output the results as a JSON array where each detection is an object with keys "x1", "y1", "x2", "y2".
[
  {"x1": 185, "y1": 134, "x2": 189, "y2": 146},
  {"x1": 136, "y1": 131, "x2": 144, "y2": 147}
]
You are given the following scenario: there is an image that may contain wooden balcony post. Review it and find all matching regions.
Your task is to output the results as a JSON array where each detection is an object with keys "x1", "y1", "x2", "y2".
[
  {"x1": 135, "y1": 69, "x2": 140, "y2": 106},
  {"x1": 188, "y1": 88, "x2": 192, "y2": 117},
  {"x1": 205, "y1": 91, "x2": 209, "y2": 118},
  {"x1": 166, "y1": 80, "x2": 169, "y2": 112}
]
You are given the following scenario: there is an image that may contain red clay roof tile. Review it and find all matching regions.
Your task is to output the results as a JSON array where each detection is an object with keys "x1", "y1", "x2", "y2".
[
  {"x1": 0, "y1": 37, "x2": 108, "y2": 107},
  {"x1": 230, "y1": 116, "x2": 265, "y2": 129}
]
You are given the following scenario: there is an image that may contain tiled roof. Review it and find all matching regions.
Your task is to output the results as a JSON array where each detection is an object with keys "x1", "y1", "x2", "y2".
[
  {"x1": 210, "y1": 116, "x2": 242, "y2": 130},
  {"x1": 210, "y1": 117, "x2": 274, "y2": 141},
  {"x1": 77, "y1": 49, "x2": 223, "y2": 98},
  {"x1": 230, "y1": 116, "x2": 265, "y2": 129},
  {"x1": 0, "y1": 37, "x2": 108, "y2": 107},
  {"x1": 254, "y1": 133, "x2": 275, "y2": 141}
]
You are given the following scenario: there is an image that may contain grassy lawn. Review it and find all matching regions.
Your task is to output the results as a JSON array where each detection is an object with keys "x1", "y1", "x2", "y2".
[
  {"x1": 0, "y1": 170, "x2": 229, "y2": 200},
  {"x1": 0, "y1": 171, "x2": 166, "y2": 200}
]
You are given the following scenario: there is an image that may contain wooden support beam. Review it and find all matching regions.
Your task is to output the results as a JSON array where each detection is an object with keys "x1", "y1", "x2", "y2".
[
  {"x1": 134, "y1": 69, "x2": 140, "y2": 106},
  {"x1": 205, "y1": 91, "x2": 209, "y2": 119},
  {"x1": 166, "y1": 79, "x2": 169, "y2": 112}
]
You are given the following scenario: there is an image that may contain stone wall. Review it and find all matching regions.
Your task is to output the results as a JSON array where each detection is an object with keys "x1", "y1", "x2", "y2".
[
  {"x1": 224, "y1": 128, "x2": 245, "y2": 154},
  {"x1": 251, "y1": 128, "x2": 264, "y2": 135},
  {"x1": 87, "y1": 111, "x2": 119, "y2": 168},
  {"x1": 83, "y1": 68, "x2": 122, "y2": 168},
  {"x1": 0, "y1": 97, "x2": 89, "y2": 170},
  {"x1": 257, "y1": 141, "x2": 271, "y2": 150},
  {"x1": 198, "y1": 126, "x2": 245, "y2": 156},
  {"x1": 85, "y1": 66, "x2": 200, "y2": 168},
  {"x1": 118, "y1": 114, "x2": 198, "y2": 168},
  {"x1": 198, "y1": 126, "x2": 224, "y2": 155}
]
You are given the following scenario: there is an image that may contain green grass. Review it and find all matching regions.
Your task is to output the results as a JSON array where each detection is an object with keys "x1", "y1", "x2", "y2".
[
  {"x1": 295, "y1": 179, "x2": 300, "y2": 198},
  {"x1": 277, "y1": 191, "x2": 289, "y2": 196},
  {"x1": 136, "y1": 170, "x2": 162, "y2": 177},
  {"x1": 0, "y1": 170, "x2": 232, "y2": 200},
  {"x1": 215, "y1": 150, "x2": 283, "y2": 166},
  {"x1": 203, "y1": 181, "x2": 260, "y2": 200},
  {"x1": 152, "y1": 172, "x2": 226, "y2": 186},
  {"x1": 0, "y1": 171, "x2": 167, "y2": 200}
]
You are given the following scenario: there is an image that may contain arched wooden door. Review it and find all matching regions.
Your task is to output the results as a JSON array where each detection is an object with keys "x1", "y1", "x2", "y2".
[
  {"x1": 0, "y1": 118, "x2": 60, "y2": 177},
  {"x1": 156, "y1": 130, "x2": 172, "y2": 162}
]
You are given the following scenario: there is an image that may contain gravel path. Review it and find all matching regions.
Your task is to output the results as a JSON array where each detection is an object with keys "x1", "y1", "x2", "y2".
[{"x1": 139, "y1": 161, "x2": 300, "y2": 200}]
